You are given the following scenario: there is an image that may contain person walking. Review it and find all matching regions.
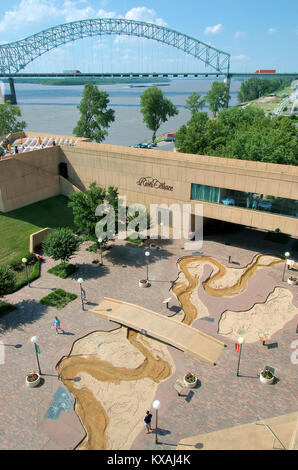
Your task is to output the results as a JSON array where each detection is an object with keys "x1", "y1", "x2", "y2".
[
  {"x1": 144, "y1": 410, "x2": 153, "y2": 434},
  {"x1": 81, "y1": 287, "x2": 86, "y2": 301},
  {"x1": 54, "y1": 316, "x2": 63, "y2": 335}
]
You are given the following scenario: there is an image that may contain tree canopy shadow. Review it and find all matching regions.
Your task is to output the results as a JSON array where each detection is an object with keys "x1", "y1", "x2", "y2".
[
  {"x1": 70, "y1": 264, "x2": 110, "y2": 281},
  {"x1": 104, "y1": 244, "x2": 172, "y2": 267},
  {"x1": 0, "y1": 298, "x2": 48, "y2": 333}
]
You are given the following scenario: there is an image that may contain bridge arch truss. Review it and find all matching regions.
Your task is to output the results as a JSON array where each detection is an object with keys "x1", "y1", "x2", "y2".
[{"x1": 0, "y1": 18, "x2": 230, "y2": 75}]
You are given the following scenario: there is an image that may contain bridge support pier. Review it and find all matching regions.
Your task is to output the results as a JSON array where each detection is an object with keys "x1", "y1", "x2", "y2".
[
  {"x1": 4, "y1": 78, "x2": 17, "y2": 104},
  {"x1": 223, "y1": 75, "x2": 231, "y2": 108}
]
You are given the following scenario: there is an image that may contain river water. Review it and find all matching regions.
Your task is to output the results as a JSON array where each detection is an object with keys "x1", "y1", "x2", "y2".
[{"x1": 15, "y1": 78, "x2": 242, "y2": 146}]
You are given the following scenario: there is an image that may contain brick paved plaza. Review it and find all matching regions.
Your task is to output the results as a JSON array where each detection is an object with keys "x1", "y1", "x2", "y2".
[{"x1": 0, "y1": 228, "x2": 297, "y2": 450}]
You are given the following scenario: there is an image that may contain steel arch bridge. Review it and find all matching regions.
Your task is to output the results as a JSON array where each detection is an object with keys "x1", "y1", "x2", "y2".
[{"x1": 0, "y1": 18, "x2": 230, "y2": 75}]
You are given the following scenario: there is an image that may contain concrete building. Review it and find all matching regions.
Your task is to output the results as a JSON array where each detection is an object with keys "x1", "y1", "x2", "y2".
[{"x1": 0, "y1": 131, "x2": 297, "y2": 237}]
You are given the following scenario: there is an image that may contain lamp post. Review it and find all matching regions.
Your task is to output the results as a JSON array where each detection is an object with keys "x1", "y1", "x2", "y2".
[
  {"x1": 98, "y1": 238, "x2": 103, "y2": 265},
  {"x1": 77, "y1": 278, "x2": 84, "y2": 311},
  {"x1": 31, "y1": 336, "x2": 41, "y2": 375},
  {"x1": 282, "y1": 252, "x2": 290, "y2": 281},
  {"x1": 236, "y1": 337, "x2": 245, "y2": 377},
  {"x1": 152, "y1": 399, "x2": 160, "y2": 445},
  {"x1": 145, "y1": 251, "x2": 150, "y2": 282},
  {"x1": 22, "y1": 257, "x2": 30, "y2": 288}
]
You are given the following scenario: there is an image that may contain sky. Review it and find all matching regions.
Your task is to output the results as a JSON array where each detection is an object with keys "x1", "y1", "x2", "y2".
[{"x1": 0, "y1": 0, "x2": 297, "y2": 73}]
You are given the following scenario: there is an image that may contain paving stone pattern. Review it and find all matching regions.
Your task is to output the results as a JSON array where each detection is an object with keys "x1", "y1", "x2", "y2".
[{"x1": 0, "y1": 230, "x2": 297, "y2": 450}]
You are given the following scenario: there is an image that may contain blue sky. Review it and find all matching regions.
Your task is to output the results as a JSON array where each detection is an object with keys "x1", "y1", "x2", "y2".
[{"x1": 0, "y1": 0, "x2": 297, "y2": 73}]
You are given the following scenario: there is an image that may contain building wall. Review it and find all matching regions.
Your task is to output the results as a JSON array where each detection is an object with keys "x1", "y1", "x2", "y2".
[
  {"x1": 61, "y1": 142, "x2": 298, "y2": 237},
  {"x1": 1, "y1": 134, "x2": 297, "y2": 237},
  {"x1": 0, "y1": 147, "x2": 60, "y2": 212}
]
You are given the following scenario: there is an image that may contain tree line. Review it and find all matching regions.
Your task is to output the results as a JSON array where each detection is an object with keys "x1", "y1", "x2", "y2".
[
  {"x1": 237, "y1": 77, "x2": 292, "y2": 102},
  {"x1": 0, "y1": 79, "x2": 296, "y2": 166}
]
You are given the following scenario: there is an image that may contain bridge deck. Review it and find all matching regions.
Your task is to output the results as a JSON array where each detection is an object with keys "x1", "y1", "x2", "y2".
[{"x1": 89, "y1": 297, "x2": 225, "y2": 365}]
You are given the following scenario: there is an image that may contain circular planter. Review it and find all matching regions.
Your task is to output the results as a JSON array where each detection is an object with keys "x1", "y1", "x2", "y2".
[
  {"x1": 149, "y1": 244, "x2": 157, "y2": 250},
  {"x1": 26, "y1": 373, "x2": 40, "y2": 388},
  {"x1": 259, "y1": 372, "x2": 274, "y2": 385},
  {"x1": 183, "y1": 374, "x2": 198, "y2": 388},
  {"x1": 287, "y1": 278, "x2": 297, "y2": 286},
  {"x1": 91, "y1": 261, "x2": 100, "y2": 267},
  {"x1": 138, "y1": 280, "x2": 149, "y2": 288}
]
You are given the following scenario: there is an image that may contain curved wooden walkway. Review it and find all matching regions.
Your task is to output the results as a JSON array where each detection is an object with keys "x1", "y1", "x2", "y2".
[{"x1": 89, "y1": 297, "x2": 226, "y2": 365}]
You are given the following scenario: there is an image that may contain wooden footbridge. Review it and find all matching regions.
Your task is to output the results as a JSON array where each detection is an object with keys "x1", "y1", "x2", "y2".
[{"x1": 89, "y1": 297, "x2": 226, "y2": 365}]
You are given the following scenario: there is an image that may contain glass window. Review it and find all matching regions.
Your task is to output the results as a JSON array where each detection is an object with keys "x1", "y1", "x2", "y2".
[{"x1": 191, "y1": 184, "x2": 298, "y2": 219}]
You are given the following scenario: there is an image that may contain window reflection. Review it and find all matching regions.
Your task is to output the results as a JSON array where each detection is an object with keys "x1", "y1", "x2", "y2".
[{"x1": 191, "y1": 184, "x2": 298, "y2": 218}]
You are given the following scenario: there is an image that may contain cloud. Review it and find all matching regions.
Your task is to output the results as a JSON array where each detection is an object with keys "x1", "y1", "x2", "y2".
[
  {"x1": 0, "y1": 1, "x2": 167, "y2": 37},
  {"x1": 268, "y1": 27, "x2": 277, "y2": 34},
  {"x1": 204, "y1": 24, "x2": 223, "y2": 35},
  {"x1": 124, "y1": 7, "x2": 167, "y2": 26},
  {"x1": 61, "y1": 0, "x2": 96, "y2": 22},
  {"x1": 0, "y1": 0, "x2": 60, "y2": 32},
  {"x1": 234, "y1": 31, "x2": 246, "y2": 39},
  {"x1": 231, "y1": 54, "x2": 249, "y2": 61}
]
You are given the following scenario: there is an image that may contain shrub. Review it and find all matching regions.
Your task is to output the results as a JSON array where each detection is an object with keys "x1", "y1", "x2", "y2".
[
  {"x1": 86, "y1": 242, "x2": 98, "y2": 253},
  {"x1": 40, "y1": 288, "x2": 77, "y2": 309},
  {"x1": 43, "y1": 227, "x2": 79, "y2": 264},
  {"x1": 14, "y1": 260, "x2": 40, "y2": 291},
  {"x1": 0, "y1": 266, "x2": 16, "y2": 296},
  {"x1": 292, "y1": 240, "x2": 298, "y2": 253},
  {"x1": 8, "y1": 252, "x2": 37, "y2": 271}
]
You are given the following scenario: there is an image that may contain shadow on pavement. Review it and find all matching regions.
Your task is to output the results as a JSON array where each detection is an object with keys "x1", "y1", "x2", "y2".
[
  {"x1": 0, "y1": 299, "x2": 48, "y2": 333},
  {"x1": 104, "y1": 244, "x2": 172, "y2": 268}
]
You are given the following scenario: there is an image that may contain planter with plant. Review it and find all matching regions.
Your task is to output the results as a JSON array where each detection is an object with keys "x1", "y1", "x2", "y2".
[
  {"x1": 287, "y1": 276, "x2": 297, "y2": 286},
  {"x1": 183, "y1": 372, "x2": 198, "y2": 388},
  {"x1": 259, "y1": 368, "x2": 275, "y2": 385},
  {"x1": 149, "y1": 243, "x2": 157, "y2": 250},
  {"x1": 138, "y1": 279, "x2": 149, "y2": 288},
  {"x1": 26, "y1": 372, "x2": 40, "y2": 388}
]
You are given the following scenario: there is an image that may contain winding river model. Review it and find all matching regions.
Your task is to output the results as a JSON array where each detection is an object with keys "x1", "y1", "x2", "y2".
[{"x1": 57, "y1": 253, "x2": 297, "y2": 449}]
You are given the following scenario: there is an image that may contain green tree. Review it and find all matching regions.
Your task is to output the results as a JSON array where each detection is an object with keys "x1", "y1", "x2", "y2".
[
  {"x1": 73, "y1": 84, "x2": 115, "y2": 143},
  {"x1": 68, "y1": 182, "x2": 120, "y2": 240},
  {"x1": 0, "y1": 266, "x2": 16, "y2": 297},
  {"x1": 175, "y1": 106, "x2": 298, "y2": 165},
  {"x1": 43, "y1": 228, "x2": 79, "y2": 265},
  {"x1": 140, "y1": 87, "x2": 178, "y2": 141},
  {"x1": 205, "y1": 82, "x2": 230, "y2": 116},
  {"x1": 175, "y1": 112, "x2": 209, "y2": 154},
  {"x1": 238, "y1": 77, "x2": 291, "y2": 102},
  {"x1": 184, "y1": 92, "x2": 206, "y2": 115},
  {"x1": 0, "y1": 101, "x2": 26, "y2": 136}
]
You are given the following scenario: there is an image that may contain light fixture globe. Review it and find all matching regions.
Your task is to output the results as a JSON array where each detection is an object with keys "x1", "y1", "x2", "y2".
[
  {"x1": 77, "y1": 278, "x2": 83, "y2": 284},
  {"x1": 237, "y1": 337, "x2": 245, "y2": 344},
  {"x1": 31, "y1": 336, "x2": 38, "y2": 344},
  {"x1": 152, "y1": 399, "x2": 160, "y2": 410},
  {"x1": 22, "y1": 257, "x2": 27, "y2": 263},
  {"x1": 145, "y1": 251, "x2": 150, "y2": 257},
  {"x1": 285, "y1": 252, "x2": 290, "y2": 258}
]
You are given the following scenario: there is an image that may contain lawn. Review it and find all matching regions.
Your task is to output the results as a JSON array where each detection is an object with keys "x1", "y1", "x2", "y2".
[
  {"x1": 0, "y1": 195, "x2": 75, "y2": 265},
  {"x1": 48, "y1": 262, "x2": 78, "y2": 279},
  {"x1": 40, "y1": 289, "x2": 77, "y2": 309}
]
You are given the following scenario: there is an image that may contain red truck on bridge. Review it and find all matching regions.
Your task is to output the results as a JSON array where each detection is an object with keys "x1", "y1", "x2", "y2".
[{"x1": 255, "y1": 70, "x2": 276, "y2": 74}]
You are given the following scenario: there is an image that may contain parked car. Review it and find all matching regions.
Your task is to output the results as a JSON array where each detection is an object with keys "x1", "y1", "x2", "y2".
[
  {"x1": 258, "y1": 200, "x2": 272, "y2": 211},
  {"x1": 221, "y1": 197, "x2": 235, "y2": 206}
]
